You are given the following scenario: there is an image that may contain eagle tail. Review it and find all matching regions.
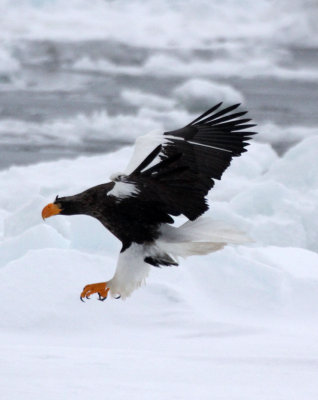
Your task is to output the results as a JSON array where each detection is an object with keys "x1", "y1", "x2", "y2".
[
  {"x1": 106, "y1": 219, "x2": 251, "y2": 299},
  {"x1": 158, "y1": 217, "x2": 251, "y2": 259}
]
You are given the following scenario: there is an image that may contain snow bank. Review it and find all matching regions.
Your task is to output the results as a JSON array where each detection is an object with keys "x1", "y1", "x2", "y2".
[
  {"x1": 258, "y1": 122, "x2": 318, "y2": 147},
  {"x1": 210, "y1": 137, "x2": 318, "y2": 252},
  {"x1": 0, "y1": 137, "x2": 317, "y2": 323},
  {"x1": 1, "y1": 132, "x2": 318, "y2": 400}
]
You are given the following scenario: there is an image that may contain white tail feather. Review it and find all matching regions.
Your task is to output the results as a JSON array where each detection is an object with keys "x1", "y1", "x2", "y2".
[
  {"x1": 159, "y1": 241, "x2": 226, "y2": 258},
  {"x1": 158, "y1": 217, "x2": 251, "y2": 259},
  {"x1": 107, "y1": 218, "x2": 251, "y2": 299}
]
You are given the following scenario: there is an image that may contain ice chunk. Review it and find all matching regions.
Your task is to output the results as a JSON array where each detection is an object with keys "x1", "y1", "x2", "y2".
[
  {"x1": 121, "y1": 89, "x2": 176, "y2": 111},
  {"x1": 4, "y1": 195, "x2": 48, "y2": 237},
  {"x1": 0, "y1": 224, "x2": 69, "y2": 268},
  {"x1": 173, "y1": 79, "x2": 244, "y2": 112},
  {"x1": 266, "y1": 136, "x2": 318, "y2": 191}
]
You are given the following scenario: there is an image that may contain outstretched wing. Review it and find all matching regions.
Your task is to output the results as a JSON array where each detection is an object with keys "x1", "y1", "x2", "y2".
[{"x1": 110, "y1": 103, "x2": 256, "y2": 223}]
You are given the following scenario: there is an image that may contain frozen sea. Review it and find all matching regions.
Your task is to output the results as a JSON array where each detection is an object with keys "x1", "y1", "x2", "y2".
[{"x1": 1, "y1": 0, "x2": 318, "y2": 399}]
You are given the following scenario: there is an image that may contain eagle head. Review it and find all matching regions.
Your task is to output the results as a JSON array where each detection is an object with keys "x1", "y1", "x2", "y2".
[{"x1": 41, "y1": 194, "x2": 83, "y2": 219}]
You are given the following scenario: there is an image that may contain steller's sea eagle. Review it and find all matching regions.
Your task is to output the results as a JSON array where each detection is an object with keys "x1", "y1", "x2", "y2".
[{"x1": 42, "y1": 103, "x2": 256, "y2": 301}]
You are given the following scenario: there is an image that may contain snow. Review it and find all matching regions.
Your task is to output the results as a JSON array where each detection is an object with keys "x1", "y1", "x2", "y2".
[
  {"x1": 1, "y1": 0, "x2": 317, "y2": 48},
  {"x1": 2, "y1": 0, "x2": 317, "y2": 105},
  {"x1": 1, "y1": 136, "x2": 318, "y2": 399},
  {"x1": 2, "y1": 103, "x2": 316, "y2": 152},
  {"x1": 121, "y1": 89, "x2": 175, "y2": 111},
  {"x1": 0, "y1": 111, "x2": 159, "y2": 147},
  {"x1": 0, "y1": 45, "x2": 20, "y2": 77},
  {"x1": 258, "y1": 122, "x2": 318, "y2": 147},
  {"x1": 0, "y1": 108, "x2": 194, "y2": 149},
  {"x1": 71, "y1": 51, "x2": 318, "y2": 81},
  {"x1": 173, "y1": 79, "x2": 244, "y2": 112},
  {"x1": 1, "y1": 0, "x2": 318, "y2": 397}
]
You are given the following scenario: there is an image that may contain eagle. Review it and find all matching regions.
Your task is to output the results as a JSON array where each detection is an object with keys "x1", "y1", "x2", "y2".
[{"x1": 42, "y1": 103, "x2": 256, "y2": 301}]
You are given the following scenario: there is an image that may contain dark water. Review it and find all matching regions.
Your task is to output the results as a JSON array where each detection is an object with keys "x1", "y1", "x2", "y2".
[{"x1": 0, "y1": 40, "x2": 317, "y2": 169}]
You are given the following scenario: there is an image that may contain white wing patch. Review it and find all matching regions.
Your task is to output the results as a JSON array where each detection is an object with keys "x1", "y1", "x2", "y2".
[
  {"x1": 108, "y1": 181, "x2": 140, "y2": 200},
  {"x1": 123, "y1": 129, "x2": 233, "y2": 180},
  {"x1": 124, "y1": 130, "x2": 165, "y2": 175}
]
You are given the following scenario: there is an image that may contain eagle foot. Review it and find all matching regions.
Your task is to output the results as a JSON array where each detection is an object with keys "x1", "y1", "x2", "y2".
[{"x1": 80, "y1": 282, "x2": 110, "y2": 302}]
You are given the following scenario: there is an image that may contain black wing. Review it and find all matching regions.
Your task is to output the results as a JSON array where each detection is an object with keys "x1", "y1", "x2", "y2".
[{"x1": 121, "y1": 103, "x2": 256, "y2": 223}]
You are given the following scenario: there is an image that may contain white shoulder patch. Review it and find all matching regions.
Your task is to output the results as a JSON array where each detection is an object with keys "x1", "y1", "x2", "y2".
[{"x1": 108, "y1": 181, "x2": 140, "y2": 200}]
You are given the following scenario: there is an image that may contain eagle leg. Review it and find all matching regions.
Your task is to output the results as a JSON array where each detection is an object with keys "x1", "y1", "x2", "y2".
[{"x1": 80, "y1": 282, "x2": 110, "y2": 302}]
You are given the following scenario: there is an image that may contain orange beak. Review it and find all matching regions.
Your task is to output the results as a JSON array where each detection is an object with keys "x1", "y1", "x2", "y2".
[{"x1": 42, "y1": 203, "x2": 62, "y2": 220}]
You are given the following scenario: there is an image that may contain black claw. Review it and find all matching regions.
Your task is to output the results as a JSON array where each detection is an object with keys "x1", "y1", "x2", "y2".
[
  {"x1": 115, "y1": 295, "x2": 121, "y2": 300},
  {"x1": 98, "y1": 292, "x2": 107, "y2": 301},
  {"x1": 80, "y1": 296, "x2": 85, "y2": 302}
]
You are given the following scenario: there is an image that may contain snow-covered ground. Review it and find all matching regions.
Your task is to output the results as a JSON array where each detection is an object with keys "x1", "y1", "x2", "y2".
[
  {"x1": 1, "y1": 0, "x2": 318, "y2": 398},
  {"x1": 1, "y1": 138, "x2": 318, "y2": 399}
]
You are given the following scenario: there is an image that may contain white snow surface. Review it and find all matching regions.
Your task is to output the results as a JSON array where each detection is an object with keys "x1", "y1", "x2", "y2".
[
  {"x1": 1, "y1": 0, "x2": 317, "y2": 396},
  {"x1": 1, "y1": 137, "x2": 318, "y2": 399}
]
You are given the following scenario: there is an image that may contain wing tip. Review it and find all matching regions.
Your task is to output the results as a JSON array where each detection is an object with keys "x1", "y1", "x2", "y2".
[{"x1": 189, "y1": 102, "x2": 252, "y2": 127}]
